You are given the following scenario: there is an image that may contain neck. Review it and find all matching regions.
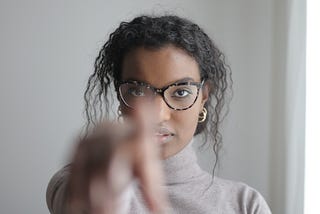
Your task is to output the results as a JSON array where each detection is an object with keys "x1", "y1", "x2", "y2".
[{"x1": 162, "y1": 141, "x2": 203, "y2": 185}]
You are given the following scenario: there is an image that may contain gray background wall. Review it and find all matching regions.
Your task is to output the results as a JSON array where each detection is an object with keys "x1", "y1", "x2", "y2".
[{"x1": 0, "y1": 0, "x2": 284, "y2": 213}]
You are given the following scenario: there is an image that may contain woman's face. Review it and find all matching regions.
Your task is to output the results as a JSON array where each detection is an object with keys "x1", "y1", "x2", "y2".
[{"x1": 120, "y1": 45, "x2": 208, "y2": 159}]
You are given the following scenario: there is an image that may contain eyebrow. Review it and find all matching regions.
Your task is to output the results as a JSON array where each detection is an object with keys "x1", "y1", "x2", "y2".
[
  {"x1": 174, "y1": 77, "x2": 196, "y2": 83},
  {"x1": 123, "y1": 77, "x2": 197, "y2": 85}
]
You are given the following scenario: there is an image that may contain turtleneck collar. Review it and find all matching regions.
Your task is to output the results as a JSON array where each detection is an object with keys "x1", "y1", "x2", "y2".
[{"x1": 162, "y1": 140, "x2": 204, "y2": 185}]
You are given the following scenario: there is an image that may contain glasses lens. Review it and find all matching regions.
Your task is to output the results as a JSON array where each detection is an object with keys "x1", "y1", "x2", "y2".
[
  {"x1": 119, "y1": 83, "x2": 154, "y2": 108},
  {"x1": 164, "y1": 84, "x2": 199, "y2": 110},
  {"x1": 119, "y1": 82, "x2": 201, "y2": 110}
]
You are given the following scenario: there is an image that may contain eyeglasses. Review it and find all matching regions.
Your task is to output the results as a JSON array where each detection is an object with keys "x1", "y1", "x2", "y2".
[{"x1": 118, "y1": 80, "x2": 204, "y2": 111}]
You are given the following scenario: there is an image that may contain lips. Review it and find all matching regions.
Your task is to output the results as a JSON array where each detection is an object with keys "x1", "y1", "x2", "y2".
[{"x1": 154, "y1": 127, "x2": 174, "y2": 144}]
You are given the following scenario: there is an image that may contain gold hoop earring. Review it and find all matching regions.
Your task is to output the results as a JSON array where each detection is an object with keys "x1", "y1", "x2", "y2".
[{"x1": 198, "y1": 107, "x2": 207, "y2": 123}]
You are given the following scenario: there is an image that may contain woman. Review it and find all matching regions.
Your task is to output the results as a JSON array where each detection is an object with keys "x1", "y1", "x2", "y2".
[{"x1": 46, "y1": 15, "x2": 272, "y2": 214}]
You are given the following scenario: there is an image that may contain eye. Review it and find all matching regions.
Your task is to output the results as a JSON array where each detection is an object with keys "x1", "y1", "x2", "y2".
[
  {"x1": 172, "y1": 89, "x2": 192, "y2": 98},
  {"x1": 128, "y1": 87, "x2": 146, "y2": 97}
]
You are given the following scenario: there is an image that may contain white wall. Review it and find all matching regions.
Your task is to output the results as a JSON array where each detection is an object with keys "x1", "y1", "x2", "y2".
[{"x1": 0, "y1": 0, "x2": 283, "y2": 213}]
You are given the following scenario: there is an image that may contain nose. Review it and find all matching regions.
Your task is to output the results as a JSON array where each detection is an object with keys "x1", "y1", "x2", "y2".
[{"x1": 153, "y1": 95, "x2": 171, "y2": 123}]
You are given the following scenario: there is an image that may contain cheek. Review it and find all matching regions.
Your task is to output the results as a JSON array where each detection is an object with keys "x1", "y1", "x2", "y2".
[
  {"x1": 174, "y1": 108, "x2": 200, "y2": 138},
  {"x1": 174, "y1": 96, "x2": 204, "y2": 137}
]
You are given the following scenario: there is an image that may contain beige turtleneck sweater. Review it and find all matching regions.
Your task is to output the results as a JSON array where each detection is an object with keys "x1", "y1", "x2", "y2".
[{"x1": 46, "y1": 142, "x2": 272, "y2": 214}]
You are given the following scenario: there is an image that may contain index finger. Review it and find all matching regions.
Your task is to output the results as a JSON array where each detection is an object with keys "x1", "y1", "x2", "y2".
[{"x1": 124, "y1": 102, "x2": 157, "y2": 140}]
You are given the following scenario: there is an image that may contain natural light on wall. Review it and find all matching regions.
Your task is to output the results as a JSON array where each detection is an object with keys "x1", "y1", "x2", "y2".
[{"x1": 305, "y1": 0, "x2": 320, "y2": 213}]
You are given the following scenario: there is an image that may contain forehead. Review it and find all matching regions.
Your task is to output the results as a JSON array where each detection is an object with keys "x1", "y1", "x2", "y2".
[{"x1": 121, "y1": 45, "x2": 201, "y2": 87}]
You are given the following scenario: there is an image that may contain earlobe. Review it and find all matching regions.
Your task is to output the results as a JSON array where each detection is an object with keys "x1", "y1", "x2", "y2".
[{"x1": 201, "y1": 83, "x2": 209, "y2": 105}]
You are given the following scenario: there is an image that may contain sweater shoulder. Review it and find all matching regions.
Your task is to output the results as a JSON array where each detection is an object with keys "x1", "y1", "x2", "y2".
[
  {"x1": 212, "y1": 177, "x2": 272, "y2": 214},
  {"x1": 213, "y1": 176, "x2": 258, "y2": 193},
  {"x1": 46, "y1": 165, "x2": 71, "y2": 214}
]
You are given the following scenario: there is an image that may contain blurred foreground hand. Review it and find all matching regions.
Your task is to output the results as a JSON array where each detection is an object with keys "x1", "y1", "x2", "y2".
[{"x1": 67, "y1": 107, "x2": 169, "y2": 214}]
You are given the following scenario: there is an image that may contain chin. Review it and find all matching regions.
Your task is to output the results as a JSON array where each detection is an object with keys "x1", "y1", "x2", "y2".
[{"x1": 160, "y1": 141, "x2": 186, "y2": 159}]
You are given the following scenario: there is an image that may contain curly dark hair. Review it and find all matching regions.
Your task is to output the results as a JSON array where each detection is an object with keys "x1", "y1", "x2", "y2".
[{"x1": 83, "y1": 15, "x2": 233, "y2": 175}]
